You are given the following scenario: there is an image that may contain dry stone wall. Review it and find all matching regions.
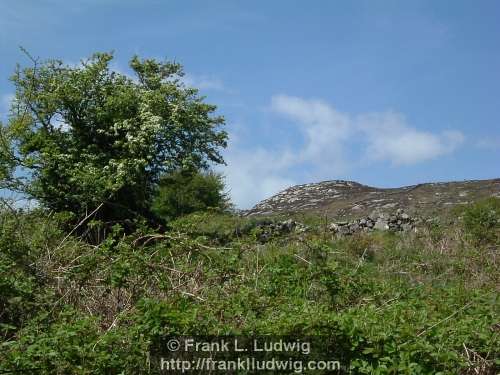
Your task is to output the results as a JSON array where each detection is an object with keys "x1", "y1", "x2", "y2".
[{"x1": 328, "y1": 209, "x2": 418, "y2": 235}]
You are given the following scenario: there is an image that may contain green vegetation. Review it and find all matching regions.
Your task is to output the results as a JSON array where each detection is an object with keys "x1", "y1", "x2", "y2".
[
  {"x1": 152, "y1": 169, "x2": 230, "y2": 222},
  {"x1": 0, "y1": 52, "x2": 227, "y2": 224},
  {"x1": 0, "y1": 52, "x2": 498, "y2": 374},
  {"x1": 457, "y1": 197, "x2": 500, "y2": 246},
  {"x1": 0, "y1": 204, "x2": 498, "y2": 374}
]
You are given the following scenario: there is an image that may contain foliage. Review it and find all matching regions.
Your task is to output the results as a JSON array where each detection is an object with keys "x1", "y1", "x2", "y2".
[
  {"x1": 0, "y1": 209, "x2": 498, "y2": 374},
  {"x1": 0, "y1": 206, "x2": 58, "y2": 340},
  {"x1": 459, "y1": 197, "x2": 500, "y2": 245},
  {"x1": 0, "y1": 52, "x2": 227, "y2": 223},
  {"x1": 152, "y1": 168, "x2": 230, "y2": 222},
  {"x1": 3, "y1": 50, "x2": 497, "y2": 374}
]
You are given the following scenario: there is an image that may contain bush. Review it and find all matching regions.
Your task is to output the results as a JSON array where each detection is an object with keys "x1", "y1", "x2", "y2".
[
  {"x1": 0, "y1": 207, "x2": 58, "y2": 339},
  {"x1": 152, "y1": 169, "x2": 230, "y2": 222},
  {"x1": 461, "y1": 197, "x2": 500, "y2": 245}
]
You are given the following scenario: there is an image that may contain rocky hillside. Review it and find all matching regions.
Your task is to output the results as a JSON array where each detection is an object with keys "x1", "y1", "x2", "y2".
[{"x1": 245, "y1": 178, "x2": 500, "y2": 220}]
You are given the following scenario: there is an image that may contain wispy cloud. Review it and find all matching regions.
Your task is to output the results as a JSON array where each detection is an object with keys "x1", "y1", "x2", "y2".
[
  {"x1": 222, "y1": 95, "x2": 465, "y2": 208},
  {"x1": 271, "y1": 95, "x2": 351, "y2": 164},
  {"x1": 271, "y1": 95, "x2": 464, "y2": 167}
]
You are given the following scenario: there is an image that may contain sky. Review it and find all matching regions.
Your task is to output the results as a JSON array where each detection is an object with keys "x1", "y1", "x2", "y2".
[{"x1": 1, "y1": 0, "x2": 499, "y2": 208}]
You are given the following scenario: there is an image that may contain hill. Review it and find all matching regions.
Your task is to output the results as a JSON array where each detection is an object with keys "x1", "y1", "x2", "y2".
[{"x1": 245, "y1": 178, "x2": 500, "y2": 219}]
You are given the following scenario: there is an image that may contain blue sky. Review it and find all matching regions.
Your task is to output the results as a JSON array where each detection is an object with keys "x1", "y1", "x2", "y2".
[{"x1": 1, "y1": 0, "x2": 499, "y2": 208}]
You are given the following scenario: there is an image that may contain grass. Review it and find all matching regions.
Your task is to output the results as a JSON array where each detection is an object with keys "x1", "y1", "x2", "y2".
[{"x1": 0, "y1": 204, "x2": 498, "y2": 374}]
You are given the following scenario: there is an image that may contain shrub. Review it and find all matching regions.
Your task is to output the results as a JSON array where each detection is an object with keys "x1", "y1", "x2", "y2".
[
  {"x1": 461, "y1": 197, "x2": 500, "y2": 245},
  {"x1": 152, "y1": 169, "x2": 230, "y2": 222},
  {"x1": 0, "y1": 207, "x2": 58, "y2": 339}
]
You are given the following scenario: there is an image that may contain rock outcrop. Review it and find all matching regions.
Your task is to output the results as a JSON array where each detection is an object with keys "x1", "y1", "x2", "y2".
[{"x1": 245, "y1": 178, "x2": 500, "y2": 220}]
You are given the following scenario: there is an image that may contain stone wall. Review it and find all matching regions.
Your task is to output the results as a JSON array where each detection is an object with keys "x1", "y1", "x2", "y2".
[{"x1": 328, "y1": 209, "x2": 418, "y2": 235}]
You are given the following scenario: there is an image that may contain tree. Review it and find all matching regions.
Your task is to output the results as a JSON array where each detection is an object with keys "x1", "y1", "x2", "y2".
[
  {"x1": 0, "y1": 52, "x2": 227, "y2": 223},
  {"x1": 152, "y1": 168, "x2": 230, "y2": 221}
]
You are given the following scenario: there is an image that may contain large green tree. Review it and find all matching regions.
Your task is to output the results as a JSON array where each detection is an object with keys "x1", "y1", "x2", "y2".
[{"x1": 0, "y1": 52, "x2": 227, "y2": 222}]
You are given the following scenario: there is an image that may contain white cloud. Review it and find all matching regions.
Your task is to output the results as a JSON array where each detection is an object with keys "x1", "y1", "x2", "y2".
[
  {"x1": 220, "y1": 146, "x2": 296, "y2": 209},
  {"x1": 357, "y1": 112, "x2": 464, "y2": 165},
  {"x1": 270, "y1": 95, "x2": 351, "y2": 170},
  {"x1": 221, "y1": 95, "x2": 465, "y2": 209},
  {"x1": 270, "y1": 95, "x2": 350, "y2": 141},
  {"x1": 222, "y1": 96, "x2": 353, "y2": 208},
  {"x1": 271, "y1": 95, "x2": 464, "y2": 167}
]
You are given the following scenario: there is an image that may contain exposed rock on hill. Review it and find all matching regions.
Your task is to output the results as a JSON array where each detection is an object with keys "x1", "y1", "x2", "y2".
[{"x1": 245, "y1": 178, "x2": 500, "y2": 220}]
